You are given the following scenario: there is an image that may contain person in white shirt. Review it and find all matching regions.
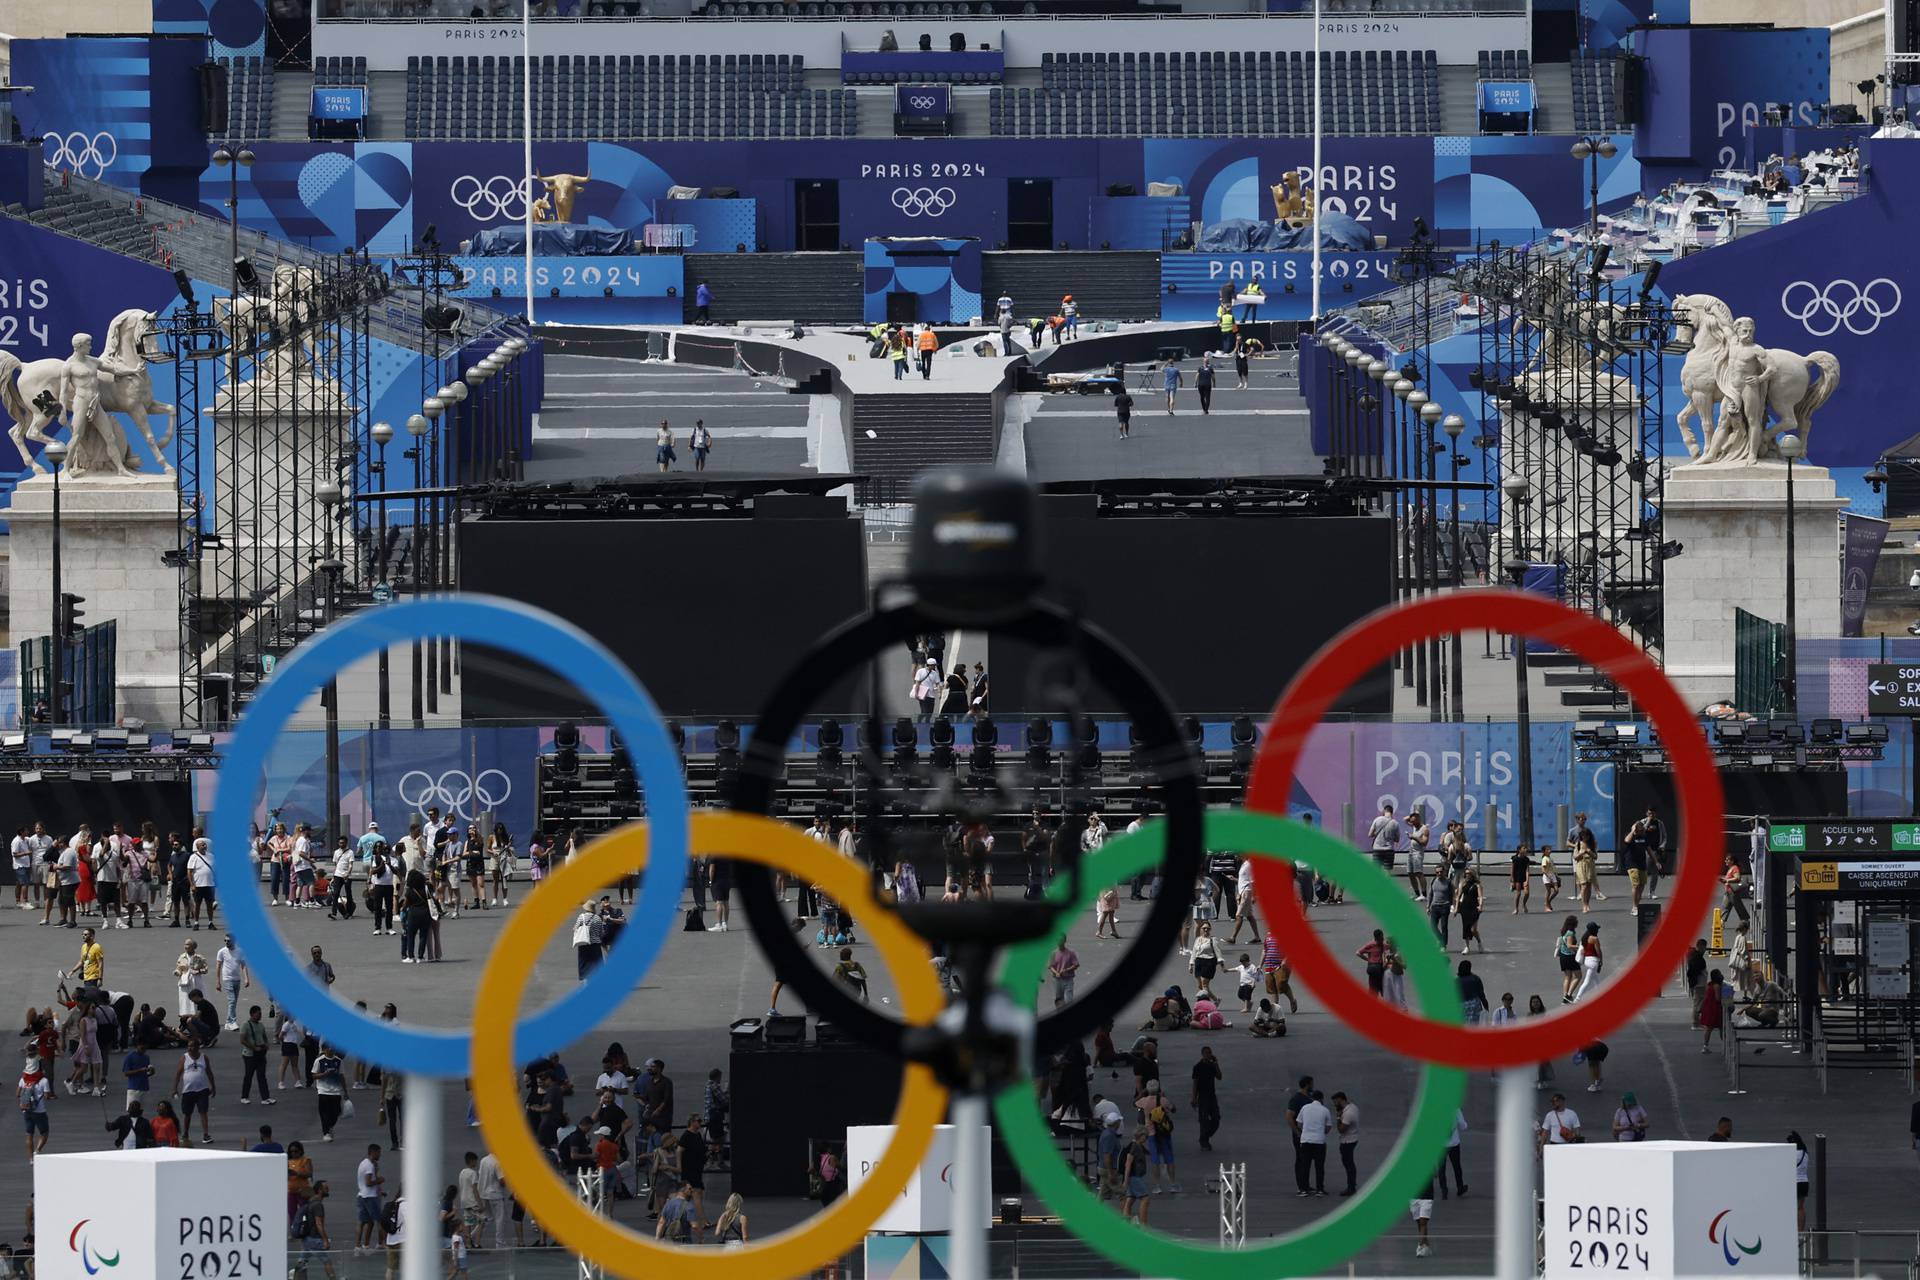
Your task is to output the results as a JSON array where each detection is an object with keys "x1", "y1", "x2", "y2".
[
  {"x1": 1333, "y1": 1091, "x2": 1360, "y2": 1194},
  {"x1": 596, "y1": 1066, "x2": 632, "y2": 1097},
  {"x1": 1610, "y1": 1092, "x2": 1650, "y2": 1142},
  {"x1": 1295, "y1": 1091, "x2": 1333, "y2": 1195},
  {"x1": 1538, "y1": 1095, "x2": 1582, "y2": 1150},
  {"x1": 455, "y1": 1152, "x2": 483, "y2": 1246},
  {"x1": 1225, "y1": 856, "x2": 1261, "y2": 942},
  {"x1": 187, "y1": 839, "x2": 217, "y2": 928},
  {"x1": 1083, "y1": 814, "x2": 1109, "y2": 853},
  {"x1": 214, "y1": 937, "x2": 250, "y2": 1030},
  {"x1": 12, "y1": 827, "x2": 34, "y2": 909},
  {"x1": 476, "y1": 1151, "x2": 509, "y2": 1249},
  {"x1": 356, "y1": 1145, "x2": 387, "y2": 1249}
]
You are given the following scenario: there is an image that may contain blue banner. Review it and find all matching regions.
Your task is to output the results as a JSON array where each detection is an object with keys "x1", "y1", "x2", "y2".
[
  {"x1": 311, "y1": 87, "x2": 366, "y2": 122},
  {"x1": 1478, "y1": 81, "x2": 1535, "y2": 113},
  {"x1": 1160, "y1": 251, "x2": 1402, "y2": 320},
  {"x1": 10, "y1": 38, "x2": 158, "y2": 193},
  {"x1": 896, "y1": 84, "x2": 953, "y2": 119},
  {"x1": 452, "y1": 254, "x2": 683, "y2": 323}
]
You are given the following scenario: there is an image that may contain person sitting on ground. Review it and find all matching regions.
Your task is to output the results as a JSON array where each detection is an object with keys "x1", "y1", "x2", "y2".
[
  {"x1": 1249, "y1": 998, "x2": 1285, "y2": 1038},
  {"x1": 831, "y1": 947, "x2": 869, "y2": 1003},
  {"x1": 1189, "y1": 997, "x2": 1231, "y2": 1030}
]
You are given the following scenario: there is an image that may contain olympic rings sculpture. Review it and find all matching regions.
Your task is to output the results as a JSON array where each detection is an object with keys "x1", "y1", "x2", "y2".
[
  {"x1": 208, "y1": 586, "x2": 1723, "y2": 1277},
  {"x1": 395, "y1": 767, "x2": 512, "y2": 822},
  {"x1": 47, "y1": 131, "x2": 118, "y2": 180}
]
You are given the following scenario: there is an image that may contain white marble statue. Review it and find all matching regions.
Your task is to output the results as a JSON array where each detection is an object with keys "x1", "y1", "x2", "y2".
[
  {"x1": 1671, "y1": 293, "x2": 1840, "y2": 466},
  {"x1": 214, "y1": 263, "x2": 321, "y2": 385},
  {"x1": 0, "y1": 309, "x2": 176, "y2": 478}
]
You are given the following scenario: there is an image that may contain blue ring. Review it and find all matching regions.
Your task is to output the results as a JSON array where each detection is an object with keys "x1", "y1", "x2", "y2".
[{"x1": 208, "y1": 594, "x2": 690, "y2": 1077}]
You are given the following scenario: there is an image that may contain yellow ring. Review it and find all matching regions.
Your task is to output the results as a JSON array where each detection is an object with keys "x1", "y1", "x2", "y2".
[{"x1": 471, "y1": 811, "x2": 949, "y2": 1280}]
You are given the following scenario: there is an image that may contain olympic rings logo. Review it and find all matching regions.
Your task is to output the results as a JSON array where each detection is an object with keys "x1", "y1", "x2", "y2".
[
  {"x1": 890, "y1": 185, "x2": 956, "y2": 217},
  {"x1": 1780, "y1": 277, "x2": 1902, "y2": 337},
  {"x1": 206, "y1": 586, "x2": 1724, "y2": 1280},
  {"x1": 451, "y1": 174, "x2": 535, "y2": 222},
  {"x1": 46, "y1": 131, "x2": 117, "y2": 180},
  {"x1": 907, "y1": 94, "x2": 940, "y2": 109},
  {"x1": 396, "y1": 768, "x2": 511, "y2": 822}
]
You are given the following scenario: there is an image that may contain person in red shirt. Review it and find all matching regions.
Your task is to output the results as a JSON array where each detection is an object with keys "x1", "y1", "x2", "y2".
[
  {"x1": 1355, "y1": 930, "x2": 1388, "y2": 996},
  {"x1": 151, "y1": 1099, "x2": 183, "y2": 1147}
]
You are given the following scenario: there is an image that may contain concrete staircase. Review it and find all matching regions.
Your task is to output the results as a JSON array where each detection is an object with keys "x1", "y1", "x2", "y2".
[
  {"x1": 272, "y1": 72, "x2": 312, "y2": 140},
  {"x1": 851, "y1": 392, "x2": 997, "y2": 490},
  {"x1": 1532, "y1": 64, "x2": 1575, "y2": 134},
  {"x1": 682, "y1": 252, "x2": 862, "y2": 323}
]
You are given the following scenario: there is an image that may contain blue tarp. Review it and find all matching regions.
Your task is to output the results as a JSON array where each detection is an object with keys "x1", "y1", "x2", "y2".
[
  {"x1": 1194, "y1": 212, "x2": 1375, "y2": 252},
  {"x1": 466, "y1": 224, "x2": 636, "y2": 257}
]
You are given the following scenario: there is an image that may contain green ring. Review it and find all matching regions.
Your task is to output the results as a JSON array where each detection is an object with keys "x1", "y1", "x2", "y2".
[{"x1": 994, "y1": 810, "x2": 1469, "y2": 1280}]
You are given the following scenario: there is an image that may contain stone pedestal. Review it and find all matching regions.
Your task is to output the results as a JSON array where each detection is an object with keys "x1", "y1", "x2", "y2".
[
  {"x1": 6, "y1": 472, "x2": 184, "y2": 725},
  {"x1": 206, "y1": 374, "x2": 352, "y2": 600},
  {"x1": 1658, "y1": 461, "x2": 1847, "y2": 708}
]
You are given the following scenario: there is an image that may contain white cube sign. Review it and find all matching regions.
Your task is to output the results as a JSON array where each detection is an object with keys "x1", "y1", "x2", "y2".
[
  {"x1": 1545, "y1": 1141, "x2": 1797, "y2": 1277},
  {"x1": 847, "y1": 1123, "x2": 990, "y2": 1234},
  {"x1": 36, "y1": 1151, "x2": 288, "y2": 1280}
]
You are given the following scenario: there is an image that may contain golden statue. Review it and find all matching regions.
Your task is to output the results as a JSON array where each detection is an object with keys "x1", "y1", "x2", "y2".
[
  {"x1": 1270, "y1": 171, "x2": 1316, "y2": 227},
  {"x1": 531, "y1": 171, "x2": 592, "y2": 224}
]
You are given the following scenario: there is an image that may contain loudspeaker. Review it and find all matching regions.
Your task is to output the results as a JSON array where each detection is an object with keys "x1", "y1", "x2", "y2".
[
  {"x1": 198, "y1": 62, "x2": 229, "y2": 135},
  {"x1": 1616, "y1": 55, "x2": 1645, "y2": 125},
  {"x1": 949, "y1": 31, "x2": 965, "y2": 51},
  {"x1": 764, "y1": 1014, "x2": 808, "y2": 1046},
  {"x1": 704, "y1": 185, "x2": 741, "y2": 198},
  {"x1": 1105, "y1": 182, "x2": 1137, "y2": 196},
  {"x1": 729, "y1": 1018, "x2": 764, "y2": 1049},
  {"x1": 814, "y1": 1019, "x2": 850, "y2": 1045}
]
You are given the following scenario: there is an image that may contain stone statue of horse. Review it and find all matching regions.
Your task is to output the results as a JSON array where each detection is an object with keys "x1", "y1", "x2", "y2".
[{"x1": 0, "y1": 308, "x2": 175, "y2": 478}]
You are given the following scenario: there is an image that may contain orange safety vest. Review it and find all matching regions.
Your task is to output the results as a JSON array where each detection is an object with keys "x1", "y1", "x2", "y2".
[{"x1": 918, "y1": 329, "x2": 938, "y2": 352}]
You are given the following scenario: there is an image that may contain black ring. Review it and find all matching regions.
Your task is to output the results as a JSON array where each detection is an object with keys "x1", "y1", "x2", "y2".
[{"x1": 730, "y1": 600, "x2": 1205, "y2": 1056}]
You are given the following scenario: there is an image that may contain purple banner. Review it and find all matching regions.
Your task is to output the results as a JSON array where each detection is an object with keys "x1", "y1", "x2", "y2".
[{"x1": 1840, "y1": 514, "x2": 1889, "y2": 638}]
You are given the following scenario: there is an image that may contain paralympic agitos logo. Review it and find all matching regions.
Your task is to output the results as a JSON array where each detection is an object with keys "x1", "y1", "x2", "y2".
[
  {"x1": 1707, "y1": 1209, "x2": 1762, "y2": 1266},
  {"x1": 69, "y1": 1220, "x2": 121, "y2": 1275}
]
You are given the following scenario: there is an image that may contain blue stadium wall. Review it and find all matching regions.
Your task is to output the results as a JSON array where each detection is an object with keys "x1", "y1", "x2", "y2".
[{"x1": 187, "y1": 136, "x2": 1635, "y2": 258}]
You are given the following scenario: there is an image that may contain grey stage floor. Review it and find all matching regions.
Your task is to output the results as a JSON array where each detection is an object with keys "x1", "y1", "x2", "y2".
[
  {"x1": 1021, "y1": 351, "x2": 1322, "y2": 482},
  {"x1": 529, "y1": 349, "x2": 812, "y2": 480},
  {"x1": 7, "y1": 865, "x2": 1916, "y2": 1276}
]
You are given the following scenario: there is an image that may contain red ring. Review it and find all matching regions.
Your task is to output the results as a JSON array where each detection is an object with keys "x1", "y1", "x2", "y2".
[{"x1": 1246, "y1": 588, "x2": 1724, "y2": 1069}]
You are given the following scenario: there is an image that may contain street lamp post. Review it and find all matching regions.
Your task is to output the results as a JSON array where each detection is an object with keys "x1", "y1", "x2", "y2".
[
  {"x1": 317, "y1": 478, "x2": 346, "y2": 846},
  {"x1": 1568, "y1": 137, "x2": 1617, "y2": 243},
  {"x1": 420, "y1": 394, "x2": 446, "y2": 712},
  {"x1": 1393, "y1": 375, "x2": 1416, "y2": 689},
  {"x1": 1780, "y1": 433, "x2": 1803, "y2": 713},
  {"x1": 371, "y1": 420, "x2": 394, "y2": 726},
  {"x1": 1444, "y1": 413, "x2": 1467, "y2": 722},
  {"x1": 1501, "y1": 473, "x2": 1536, "y2": 856},
  {"x1": 210, "y1": 146, "x2": 256, "y2": 302},
  {"x1": 406, "y1": 412, "x2": 429, "y2": 728},
  {"x1": 1421, "y1": 398, "x2": 1445, "y2": 722},
  {"x1": 1408, "y1": 387, "x2": 1433, "y2": 713},
  {"x1": 438, "y1": 381, "x2": 469, "y2": 694},
  {"x1": 45, "y1": 439, "x2": 68, "y2": 724}
]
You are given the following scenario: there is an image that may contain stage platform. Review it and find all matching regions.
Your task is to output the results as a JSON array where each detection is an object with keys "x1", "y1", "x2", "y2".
[{"x1": 529, "y1": 319, "x2": 1322, "y2": 490}]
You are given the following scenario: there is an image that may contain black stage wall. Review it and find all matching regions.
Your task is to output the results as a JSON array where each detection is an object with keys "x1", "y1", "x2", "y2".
[
  {"x1": 730, "y1": 1045, "x2": 1020, "y2": 1198},
  {"x1": 990, "y1": 500, "x2": 1394, "y2": 715},
  {"x1": 1613, "y1": 769, "x2": 1848, "y2": 864},
  {"x1": 459, "y1": 507, "x2": 867, "y2": 718},
  {"x1": 0, "y1": 779, "x2": 195, "y2": 882}
]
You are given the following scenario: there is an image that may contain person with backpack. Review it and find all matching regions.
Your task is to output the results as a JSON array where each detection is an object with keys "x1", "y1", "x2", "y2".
[
  {"x1": 294, "y1": 1181, "x2": 335, "y2": 1280},
  {"x1": 655, "y1": 1182, "x2": 699, "y2": 1243},
  {"x1": 1134, "y1": 1078, "x2": 1180, "y2": 1194}
]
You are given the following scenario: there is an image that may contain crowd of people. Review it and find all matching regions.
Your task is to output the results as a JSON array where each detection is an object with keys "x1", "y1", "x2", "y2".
[{"x1": 5, "y1": 791, "x2": 1825, "y2": 1265}]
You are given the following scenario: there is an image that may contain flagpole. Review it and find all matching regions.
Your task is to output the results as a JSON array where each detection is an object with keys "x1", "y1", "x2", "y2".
[
  {"x1": 522, "y1": 0, "x2": 535, "y2": 325},
  {"x1": 1310, "y1": 0, "x2": 1323, "y2": 326}
]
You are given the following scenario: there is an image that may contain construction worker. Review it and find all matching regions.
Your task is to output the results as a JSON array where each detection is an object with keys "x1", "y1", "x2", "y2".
[
  {"x1": 889, "y1": 329, "x2": 910, "y2": 380},
  {"x1": 868, "y1": 320, "x2": 889, "y2": 358},
  {"x1": 917, "y1": 324, "x2": 938, "y2": 380},
  {"x1": 1061, "y1": 294, "x2": 1079, "y2": 339}
]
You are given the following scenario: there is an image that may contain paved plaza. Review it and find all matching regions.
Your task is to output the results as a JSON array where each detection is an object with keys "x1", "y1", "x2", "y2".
[{"x1": 3, "y1": 862, "x2": 1915, "y2": 1275}]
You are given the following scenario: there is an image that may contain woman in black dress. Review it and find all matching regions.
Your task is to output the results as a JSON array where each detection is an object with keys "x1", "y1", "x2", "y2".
[{"x1": 940, "y1": 666, "x2": 969, "y2": 717}]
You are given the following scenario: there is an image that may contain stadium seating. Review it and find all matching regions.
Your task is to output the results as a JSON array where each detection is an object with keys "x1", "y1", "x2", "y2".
[
  {"x1": 990, "y1": 49, "x2": 1439, "y2": 138},
  {"x1": 218, "y1": 56, "x2": 276, "y2": 141},
  {"x1": 401, "y1": 53, "x2": 854, "y2": 139},
  {"x1": 1475, "y1": 48, "x2": 1531, "y2": 80},
  {"x1": 1570, "y1": 49, "x2": 1623, "y2": 132},
  {"x1": 312, "y1": 55, "x2": 370, "y2": 86},
  {"x1": 844, "y1": 67, "x2": 1003, "y2": 85}
]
